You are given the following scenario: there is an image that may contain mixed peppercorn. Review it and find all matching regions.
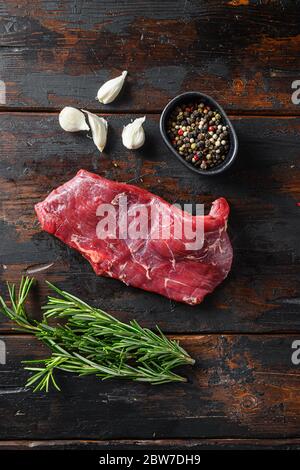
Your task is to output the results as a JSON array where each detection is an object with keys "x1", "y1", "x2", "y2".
[{"x1": 166, "y1": 101, "x2": 230, "y2": 170}]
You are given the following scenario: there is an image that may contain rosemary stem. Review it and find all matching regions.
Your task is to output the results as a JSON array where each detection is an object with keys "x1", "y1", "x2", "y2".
[{"x1": 0, "y1": 277, "x2": 195, "y2": 391}]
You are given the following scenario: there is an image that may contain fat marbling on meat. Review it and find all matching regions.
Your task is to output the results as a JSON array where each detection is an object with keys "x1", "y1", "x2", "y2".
[{"x1": 35, "y1": 170, "x2": 233, "y2": 305}]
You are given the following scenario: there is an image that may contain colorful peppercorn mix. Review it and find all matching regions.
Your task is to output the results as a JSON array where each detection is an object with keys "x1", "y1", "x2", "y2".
[{"x1": 166, "y1": 101, "x2": 230, "y2": 170}]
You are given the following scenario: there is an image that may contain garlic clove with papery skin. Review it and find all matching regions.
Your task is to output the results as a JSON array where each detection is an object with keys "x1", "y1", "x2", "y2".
[
  {"x1": 82, "y1": 110, "x2": 108, "y2": 152},
  {"x1": 59, "y1": 107, "x2": 90, "y2": 132},
  {"x1": 96, "y1": 71, "x2": 127, "y2": 104},
  {"x1": 122, "y1": 116, "x2": 146, "y2": 150}
]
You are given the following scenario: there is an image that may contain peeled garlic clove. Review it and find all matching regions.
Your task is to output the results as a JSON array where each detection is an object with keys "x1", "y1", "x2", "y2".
[
  {"x1": 96, "y1": 71, "x2": 127, "y2": 104},
  {"x1": 82, "y1": 110, "x2": 108, "y2": 152},
  {"x1": 59, "y1": 107, "x2": 89, "y2": 132},
  {"x1": 122, "y1": 116, "x2": 146, "y2": 150}
]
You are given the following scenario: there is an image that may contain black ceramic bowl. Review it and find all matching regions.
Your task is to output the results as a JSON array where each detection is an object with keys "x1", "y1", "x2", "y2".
[{"x1": 159, "y1": 92, "x2": 238, "y2": 176}]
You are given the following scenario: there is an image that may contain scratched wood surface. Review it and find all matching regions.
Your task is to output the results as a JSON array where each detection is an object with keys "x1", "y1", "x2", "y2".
[
  {"x1": 0, "y1": 334, "x2": 300, "y2": 440},
  {"x1": 0, "y1": 0, "x2": 300, "y2": 113},
  {"x1": 0, "y1": 0, "x2": 300, "y2": 450}
]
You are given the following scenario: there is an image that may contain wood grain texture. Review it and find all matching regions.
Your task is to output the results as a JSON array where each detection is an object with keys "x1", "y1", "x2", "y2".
[
  {"x1": 0, "y1": 334, "x2": 299, "y2": 439},
  {"x1": 0, "y1": 0, "x2": 300, "y2": 112},
  {"x1": 1, "y1": 0, "x2": 300, "y2": 447},
  {"x1": 0, "y1": 113, "x2": 299, "y2": 333}
]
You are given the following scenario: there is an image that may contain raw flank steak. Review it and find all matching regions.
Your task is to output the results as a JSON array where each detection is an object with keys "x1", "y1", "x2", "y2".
[{"x1": 35, "y1": 170, "x2": 233, "y2": 305}]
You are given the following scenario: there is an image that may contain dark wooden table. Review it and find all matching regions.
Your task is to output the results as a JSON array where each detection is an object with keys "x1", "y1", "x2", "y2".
[{"x1": 0, "y1": 0, "x2": 300, "y2": 451}]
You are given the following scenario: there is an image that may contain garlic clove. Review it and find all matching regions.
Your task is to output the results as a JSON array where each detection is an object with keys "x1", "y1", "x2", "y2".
[
  {"x1": 59, "y1": 107, "x2": 89, "y2": 132},
  {"x1": 96, "y1": 71, "x2": 127, "y2": 104},
  {"x1": 82, "y1": 110, "x2": 108, "y2": 152},
  {"x1": 122, "y1": 116, "x2": 146, "y2": 150}
]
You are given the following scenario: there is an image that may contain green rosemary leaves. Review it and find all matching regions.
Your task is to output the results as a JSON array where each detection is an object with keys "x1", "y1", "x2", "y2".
[{"x1": 0, "y1": 277, "x2": 194, "y2": 391}]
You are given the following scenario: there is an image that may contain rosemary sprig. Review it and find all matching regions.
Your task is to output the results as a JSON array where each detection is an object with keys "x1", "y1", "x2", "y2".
[{"x1": 0, "y1": 277, "x2": 194, "y2": 391}]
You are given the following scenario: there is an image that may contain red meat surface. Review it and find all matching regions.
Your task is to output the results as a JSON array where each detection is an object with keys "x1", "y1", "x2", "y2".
[{"x1": 35, "y1": 170, "x2": 233, "y2": 305}]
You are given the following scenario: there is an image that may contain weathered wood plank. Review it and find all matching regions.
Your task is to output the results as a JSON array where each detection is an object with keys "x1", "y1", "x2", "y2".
[
  {"x1": 1, "y1": 438, "x2": 300, "y2": 450},
  {"x1": 0, "y1": 334, "x2": 299, "y2": 439},
  {"x1": 0, "y1": 1, "x2": 300, "y2": 112},
  {"x1": 0, "y1": 113, "x2": 299, "y2": 332}
]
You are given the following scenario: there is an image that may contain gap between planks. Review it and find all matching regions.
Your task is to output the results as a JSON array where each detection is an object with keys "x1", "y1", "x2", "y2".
[
  {"x1": 1, "y1": 438, "x2": 300, "y2": 447},
  {"x1": 1, "y1": 108, "x2": 300, "y2": 118},
  {"x1": 0, "y1": 331, "x2": 299, "y2": 337}
]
